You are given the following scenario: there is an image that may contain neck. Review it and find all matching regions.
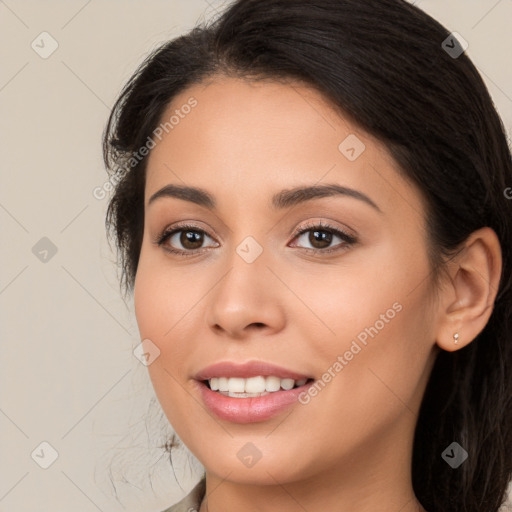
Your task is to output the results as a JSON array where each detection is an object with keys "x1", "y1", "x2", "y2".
[{"x1": 200, "y1": 472, "x2": 425, "y2": 512}]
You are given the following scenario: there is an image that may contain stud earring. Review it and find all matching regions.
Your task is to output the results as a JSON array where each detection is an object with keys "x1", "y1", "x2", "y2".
[{"x1": 453, "y1": 333, "x2": 459, "y2": 344}]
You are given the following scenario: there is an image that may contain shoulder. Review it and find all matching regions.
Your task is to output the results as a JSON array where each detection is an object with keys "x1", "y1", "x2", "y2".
[{"x1": 160, "y1": 477, "x2": 206, "y2": 512}]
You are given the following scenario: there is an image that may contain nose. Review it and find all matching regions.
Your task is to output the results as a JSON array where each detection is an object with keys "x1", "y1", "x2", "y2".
[{"x1": 205, "y1": 249, "x2": 286, "y2": 339}]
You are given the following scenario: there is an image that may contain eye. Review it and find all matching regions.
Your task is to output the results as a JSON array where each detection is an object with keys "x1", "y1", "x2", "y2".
[
  {"x1": 153, "y1": 223, "x2": 219, "y2": 255},
  {"x1": 153, "y1": 220, "x2": 356, "y2": 257},
  {"x1": 290, "y1": 220, "x2": 356, "y2": 253}
]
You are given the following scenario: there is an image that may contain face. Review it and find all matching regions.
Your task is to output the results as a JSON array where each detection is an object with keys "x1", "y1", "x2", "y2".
[{"x1": 134, "y1": 76, "x2": 440, "y2": 485}]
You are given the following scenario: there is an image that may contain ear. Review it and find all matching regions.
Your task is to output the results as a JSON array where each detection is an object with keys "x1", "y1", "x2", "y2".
[{"x1": 435, "y1": 227, "x2": 502, "y2": 352}]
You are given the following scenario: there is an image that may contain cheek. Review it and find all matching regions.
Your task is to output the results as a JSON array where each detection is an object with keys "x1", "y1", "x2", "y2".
[
  {"x1": 289, "y1": 242, "x2": 422, "y2": 354},
  {"x1": 133, "y1": 247, "x2": 212, "y2": 408},
  {"x1": 133, "y1": 262, "x2": 194, "y2": 430},
  {"x1": 133, "y1": 250, "x2": 184, "y2": 383},
  {"x1": 133, "y1": 245, "x2": 199, "y2": 341},
  {"x1": 297, "y1": 239, "x2": 435, "y2": 415}
]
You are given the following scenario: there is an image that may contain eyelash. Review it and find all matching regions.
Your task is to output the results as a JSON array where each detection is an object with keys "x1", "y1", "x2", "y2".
[{"x1": 153, "y1": 220, "x2": 357, "y2": 257}]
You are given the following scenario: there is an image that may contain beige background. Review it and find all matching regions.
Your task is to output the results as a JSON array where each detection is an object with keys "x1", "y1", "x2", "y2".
[{"x1": 1, "y1": 1, "x2": 511, "y2": 511}]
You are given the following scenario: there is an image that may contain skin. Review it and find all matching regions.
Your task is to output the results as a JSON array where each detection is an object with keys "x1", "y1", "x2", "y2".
[{"x1": 133, "y1": 76, "x2": 502, "y2": 512}]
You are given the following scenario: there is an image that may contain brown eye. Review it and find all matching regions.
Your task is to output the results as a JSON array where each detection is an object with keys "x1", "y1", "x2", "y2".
[
  {"x1": 155, "y1": 224, "x2": 219, "y2": 254},
  {"x1": 179, "y1": 230, "x2": 205, "y2": 249},
  {"x1": 291, "y1": 221, "x2": 356, "y2": 253},
  {"x1": 308, "y1": 229, "x2": 333, "y2": 249}
]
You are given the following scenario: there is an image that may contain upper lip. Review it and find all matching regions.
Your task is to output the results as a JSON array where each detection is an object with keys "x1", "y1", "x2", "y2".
[{"x1": 194, "y1": 361, "x2": 312, "y2": 381}]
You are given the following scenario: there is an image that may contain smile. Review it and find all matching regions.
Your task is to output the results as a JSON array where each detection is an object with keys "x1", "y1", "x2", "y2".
[{"x1": 205, "y1": 375, "x2": 311, "y2": 397}]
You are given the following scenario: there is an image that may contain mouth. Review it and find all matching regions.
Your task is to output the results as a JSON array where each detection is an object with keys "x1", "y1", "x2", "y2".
[
  {"x1": 195, "y1": 376, "x2": 316, "y2": 423},
  {"x1": 193, "y1": 361, "x2": 316, "y2": 422}
]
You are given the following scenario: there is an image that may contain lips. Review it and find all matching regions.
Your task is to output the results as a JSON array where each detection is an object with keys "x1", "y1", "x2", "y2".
[
  {"x1": 194, "y1": 360, "x2": 313, "y2": 381},
  {"x1": 193, "y1": 361, "x2": 315, "y2": 423}
]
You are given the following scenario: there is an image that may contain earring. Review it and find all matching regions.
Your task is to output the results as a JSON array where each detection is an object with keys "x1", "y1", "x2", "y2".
[{"x1": 453, "y1": 333, "x2": 459, "y2": 344}]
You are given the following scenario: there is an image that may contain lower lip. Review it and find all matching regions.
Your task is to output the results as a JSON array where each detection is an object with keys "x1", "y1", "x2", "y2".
[{"x1": 195, "y1": 380, "x2": 314, "y2": 424}]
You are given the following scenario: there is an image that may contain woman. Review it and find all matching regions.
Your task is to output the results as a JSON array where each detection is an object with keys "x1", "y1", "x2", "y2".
[{"x1": 103, "y1": 0, "x2": 512, "y2": 510}]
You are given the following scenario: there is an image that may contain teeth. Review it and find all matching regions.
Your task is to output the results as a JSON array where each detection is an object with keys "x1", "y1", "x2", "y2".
[
  {"x1": 245, "y1": 376, "x2": 266, "y2": 393},
  {"x1": 218, "y1": 377, "x2": 229, "y2": 391},
  {"x1": 207, "y1": 376, "x2": 309, "y2": 394},
  {"x1": 280, "y1": 378, "x2": 295, "y2": 390},
  {"x1": 265, "y1": 376, "x2": 281, "y2": 392},
  {"x1": 228, "y1": 377, "x2": 245, "y2": 393}
]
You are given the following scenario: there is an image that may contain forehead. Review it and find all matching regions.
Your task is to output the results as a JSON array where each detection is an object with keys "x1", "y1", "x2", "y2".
[
  {"x1": 144, "y1": 76, "x2": 423, "y2": 219},
  {"x1": 145, "y1": 76, "x2": 362, "y2": 174}
]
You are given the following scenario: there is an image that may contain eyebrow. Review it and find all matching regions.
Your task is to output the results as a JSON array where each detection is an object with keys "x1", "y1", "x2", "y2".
[
  {"x1": 272, "y1": 184, "x2": 381, "y2": 212},
  {"x1": 148, "y1": 183, "x2": 381, "y2": 212},
  {"x1": 148, "y1": 184, "x2": 215, "y2": 209}
]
